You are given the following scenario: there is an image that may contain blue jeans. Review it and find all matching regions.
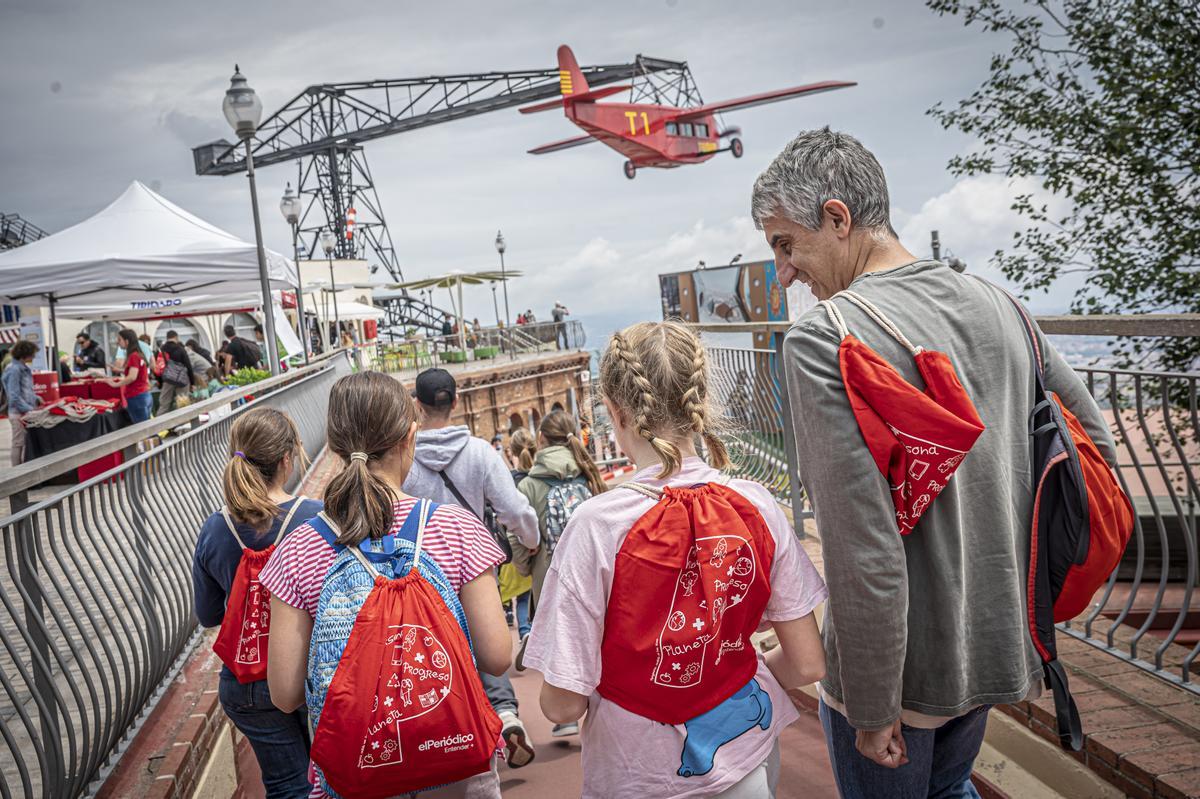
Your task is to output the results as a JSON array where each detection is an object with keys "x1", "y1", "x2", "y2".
[
  {"x1": 514, "y1": 591, "x2": 532, "y2": 638},
  {"x1": 125, "y1": 391, "x2": 152, "y2": 423},
  {"x1": 819, "y1": 699, "x2": 988, "y2": 799},
  {"x1": 218, "y1": 673, "x2": 311, "y2": 799}
]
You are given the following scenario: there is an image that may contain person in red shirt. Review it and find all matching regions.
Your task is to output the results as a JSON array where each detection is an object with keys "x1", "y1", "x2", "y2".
[{"x1": 106, "y1": 328, "x2": 153, "y2": 422}]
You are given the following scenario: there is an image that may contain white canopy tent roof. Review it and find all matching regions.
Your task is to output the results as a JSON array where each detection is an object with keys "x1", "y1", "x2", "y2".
[
  {"x1": 333, "y1": 300, "x2": 385, "y2": 321},
  {"x1": 0, "y1": 180, "x2": 298, "y2": 307}
]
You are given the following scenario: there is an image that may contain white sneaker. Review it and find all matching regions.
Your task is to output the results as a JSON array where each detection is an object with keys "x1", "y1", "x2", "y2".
[
  {"x1": 551, "y1": 721, "x2": 579, "y2": 737},
  {"x1": 499, "y1": 710, "x2": 536, "y2": 768}
]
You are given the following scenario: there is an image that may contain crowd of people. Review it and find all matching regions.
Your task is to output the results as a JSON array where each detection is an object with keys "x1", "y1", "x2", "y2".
[{"x1": 185, "y1": 127, "x2": 1118, "y2": 799}]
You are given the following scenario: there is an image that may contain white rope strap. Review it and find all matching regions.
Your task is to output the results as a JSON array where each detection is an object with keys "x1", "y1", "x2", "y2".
[
  {"x1": 273, "y1": 495, "x2": 307, "y2": 546},
  {"x1": 619, "y1": 481, "x2": 664, "y2": 500},
  {"x1": 220, "y1": 506, "x2": 249, "y2": 550},
  {"x1": 818, "y1": 300, "x2": 850, "y2": 340},
  {"x1": 838, "y1": 290, "x2": 922, "y2": 356}
]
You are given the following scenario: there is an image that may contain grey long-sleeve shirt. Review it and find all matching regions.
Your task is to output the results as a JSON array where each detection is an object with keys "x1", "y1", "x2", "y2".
[{"x1": 783, "y1": 260, "x2": 1115, "y2": 730}]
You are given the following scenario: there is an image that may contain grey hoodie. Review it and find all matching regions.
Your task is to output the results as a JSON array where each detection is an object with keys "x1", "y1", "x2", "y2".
[{"x1": 403, "y1": 425, "x2": 539, "y2": 549}]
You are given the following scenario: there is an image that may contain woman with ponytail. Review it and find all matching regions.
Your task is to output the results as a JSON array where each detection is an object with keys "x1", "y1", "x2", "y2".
[
  {"x1": 510, "y1": 411, "x2": 607, "y2": 728},
  {"x1": 192, "y1": 407, "x2": 320, "y2": 799},
  {"x1": 260, "y1": 371, "x2": 512, "y2": 798}
]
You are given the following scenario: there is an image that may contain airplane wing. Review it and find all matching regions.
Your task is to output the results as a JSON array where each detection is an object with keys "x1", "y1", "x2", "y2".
[
  {"x1": 519, "y1": 85, "x2": 631, "y2": 114},
  {"x1": 672, "y1": 81, "x2": 857, "y2": 121},
  {"x1": 527, "y1": 134, "x2": 597, "y2": 155}
]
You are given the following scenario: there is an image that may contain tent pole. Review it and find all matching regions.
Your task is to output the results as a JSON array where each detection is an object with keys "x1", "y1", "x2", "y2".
[
  {"x1": 48, "y1": 293, "x2": 61, "y2": 372},
  {"x1": 457, "y1": 279, "x2": 467, "y2": 356}
]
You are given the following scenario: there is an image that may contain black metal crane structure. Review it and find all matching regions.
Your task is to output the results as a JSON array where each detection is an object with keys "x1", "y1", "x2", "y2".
[
  {"x1": 0, "y1": 213, "x2": 49, "y2": 250},
  {"x1": 191, "y1": 55, "x2": 700, "y2": 330}
]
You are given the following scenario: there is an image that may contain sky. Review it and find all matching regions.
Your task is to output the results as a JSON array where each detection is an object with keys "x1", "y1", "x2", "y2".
[{"x1": 0, "y1": 0, "x2": 1073, "y2": 337}]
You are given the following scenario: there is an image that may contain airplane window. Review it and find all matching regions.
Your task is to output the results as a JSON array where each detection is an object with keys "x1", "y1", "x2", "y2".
[
  {"x1": 696, "y1": 123, "x2": 709, "y2": 137},
  {"x1": 666, "y1": 122, "x2": 678, "y2": 135},
  {"x1": 680, "y1": 122, "x2": 694, "y2": 137}
]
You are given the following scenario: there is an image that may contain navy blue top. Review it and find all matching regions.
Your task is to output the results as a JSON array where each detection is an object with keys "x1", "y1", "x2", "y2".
[{"x1": 192, "y1": 496, "x2": 322, "y2": 677}]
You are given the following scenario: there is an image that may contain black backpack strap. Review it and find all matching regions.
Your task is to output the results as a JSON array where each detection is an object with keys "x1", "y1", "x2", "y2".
[
  {"x1": 438, "y1": 469, "x2": 480, "y2": 521},
  {"x1": 1045, "y1": 659, "x2": 1084, "y2": 751}
]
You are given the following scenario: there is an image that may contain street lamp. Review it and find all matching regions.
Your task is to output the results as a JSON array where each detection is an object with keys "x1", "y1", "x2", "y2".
[
  {"x1": 223, "y1": 64, "x2": 280, "y2": 376},
  {"x1": 320, "y1": 229, "x2": 341, "y2": 350},
  {"x1": 494, "y1": 230, "x2": 511, "y2": 328},
  {"x1": 279, "y1": 182, "x2": 309, "y2": 364}
]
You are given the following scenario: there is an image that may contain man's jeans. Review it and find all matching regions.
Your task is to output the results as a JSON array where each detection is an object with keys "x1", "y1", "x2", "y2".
[
  {"x1": 482, "y1": 671, "x2": 518, "y2": 715},
  {"x1": 819, "y1": 700, "x2": 988, "y2": 799},
  {"x1": 219, "y1": 673, "x2": 311, "y2": 799}
]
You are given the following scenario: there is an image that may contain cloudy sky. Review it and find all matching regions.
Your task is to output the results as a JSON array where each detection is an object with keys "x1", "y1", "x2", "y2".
[{"x1": 1, "y1": 0, "x2": 1067, "y2": 333}]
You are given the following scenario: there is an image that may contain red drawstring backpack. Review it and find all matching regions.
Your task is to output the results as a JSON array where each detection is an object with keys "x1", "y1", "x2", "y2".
[
  {"x1": 819, "y1": 291, "x2": 986, "y2": 534},
  {"x1": 307, "y1": 500, "x2": 502, "y2": 799},
  {"x1": 212, "y1": 498, "x2": 307, "y2": 683},
  {"x1": 597, "y1": 476, "x2": 776, "y2": 724}
]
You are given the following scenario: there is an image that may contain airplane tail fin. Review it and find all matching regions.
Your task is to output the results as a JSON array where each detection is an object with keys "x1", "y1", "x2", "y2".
[{"x1": 557, "y1": 44, "x2": 588, "y2": 96}]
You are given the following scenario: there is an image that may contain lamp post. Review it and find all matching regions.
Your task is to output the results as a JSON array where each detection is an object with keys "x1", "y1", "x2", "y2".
[
  {"x1": 494, "y1": 230, "x2": 511, "y2": 327},
  {"x1": 279, "y1": 182, "x2": 309, "y2": 364},
  {"x1": 495, "y1": 230, "x2": 513, "y2": 359},
  {"x1": 223, "y1": 65, "x2": 280, "y2": 376},
  {"x1": 320, "y1": 229, "x2": 341, "y2": 350}
]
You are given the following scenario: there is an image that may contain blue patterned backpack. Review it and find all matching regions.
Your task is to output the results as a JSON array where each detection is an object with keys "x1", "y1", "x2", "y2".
[{"x1": 304, "y1": 500, "x2": 500, "y2": 798}]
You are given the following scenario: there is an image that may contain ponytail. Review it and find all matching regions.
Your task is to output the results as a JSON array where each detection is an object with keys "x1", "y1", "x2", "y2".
[
  {"x1": 509, "y1": 428, "x2": 537, "y2": 472},
  {"x1": 222, "y1": 408, "x2": 304, "y2": 530},
  {"x1": 323, "y1": 372, "x2": 417, "y2": 547},
  {"x1": 323, "y1": 454, "x2": 398, "y2": 547},
  {"x1": 538, "y1": 410, "x2": 607, "y2": 496}
]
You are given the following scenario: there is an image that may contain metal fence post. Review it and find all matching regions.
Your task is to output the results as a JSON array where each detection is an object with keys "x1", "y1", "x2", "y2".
[{"x1": 772, "y1": 331, "x2": 809, "y2": 537}]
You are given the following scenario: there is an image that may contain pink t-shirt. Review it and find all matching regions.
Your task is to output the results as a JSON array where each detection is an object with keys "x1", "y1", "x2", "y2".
[
  {"x1": 259, "y1": 497, "x2": 505, "y2": 799},
  {"x1": 523, "y1": 458, "x2": 828, "y2": 798}
]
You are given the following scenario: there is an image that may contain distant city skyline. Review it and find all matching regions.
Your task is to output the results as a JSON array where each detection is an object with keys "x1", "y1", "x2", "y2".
[{"x1": 1, "y1": 0, "x2": 1079, "y2": 324}]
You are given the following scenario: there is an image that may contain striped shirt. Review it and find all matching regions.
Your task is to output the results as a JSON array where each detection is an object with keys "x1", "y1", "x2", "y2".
[{"x1": 260, "y1": 497, "x2": 505, "y2": 616}]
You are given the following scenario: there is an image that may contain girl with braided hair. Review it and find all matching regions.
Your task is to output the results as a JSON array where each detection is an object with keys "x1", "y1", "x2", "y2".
[{"x1": 522, "y1": 321, "x2": 828, "y2": 797}]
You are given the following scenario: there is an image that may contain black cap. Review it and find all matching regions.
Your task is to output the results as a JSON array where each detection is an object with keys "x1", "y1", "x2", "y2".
[
  {"x1": 76, "y1": 330, "x2": 90, "y2": 340},
  {"x1": 414, "y1": 368, "x2": 457, "y2": 407}
]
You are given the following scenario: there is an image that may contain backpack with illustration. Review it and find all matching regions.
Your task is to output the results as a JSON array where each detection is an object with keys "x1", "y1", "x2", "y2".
[
  {"x1": 598, "y1": 476, "x2": 776, "y2": 724},
  {"x1": 305, "y1": 500, "x2": 501, "y2": 799},
  {"x1": 211, "y1": 498, "x2": 308, "y2": 683},
  {"x1": 539, "y1": 476, "x2": 591, "y2": 556},
  {"x1": 1005, "y1": 293, "x2": 1133, "y2": 751}
]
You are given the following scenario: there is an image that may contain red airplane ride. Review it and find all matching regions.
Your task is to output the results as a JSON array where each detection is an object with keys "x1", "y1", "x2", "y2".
[{"x1": 522, "y1": 45, "x2": 856, "y2": 179}]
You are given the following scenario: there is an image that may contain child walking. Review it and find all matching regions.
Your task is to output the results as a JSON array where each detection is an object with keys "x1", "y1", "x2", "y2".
[
  {"x1": 500, "y1": 428, "x2": 536, "y2": 647},
  {"x1": 510, "y1": 411, "x2": 607, "y2": 738},
  {"x1": 523, "y1": 321, "x2": 829, "y2": 798},
  {"x1": 260, "y1": 371, "x2": 512, "y2": 799},
  {"x1": 192, "y1": 407, "x2": 322, "y2": 799}
]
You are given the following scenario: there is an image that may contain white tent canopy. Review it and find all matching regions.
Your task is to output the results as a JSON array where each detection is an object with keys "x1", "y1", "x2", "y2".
[
  {"x1": 0, "y1": 180, "x2": 298, "y2": 306},
  {"x1": 333, "y1": 300, "x2": 385, "y2": 321}
]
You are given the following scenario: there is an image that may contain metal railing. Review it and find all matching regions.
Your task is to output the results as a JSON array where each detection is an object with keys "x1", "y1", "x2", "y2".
[
  {"x1": 0, "y1": 352, "x2": 350, "y2": 798},
  {"x1": 706, "y1": 345, "x2": 808, "y2": 519},
  {"x1": 697, "y1": 317, "x2": 1199, "y2": 693},
  {"x1": 375, "y1": 321, "x2": 585, "y2": 373},
  {"x1": 1060, "y1": 367, "x2": 1199, "y2": 692}
]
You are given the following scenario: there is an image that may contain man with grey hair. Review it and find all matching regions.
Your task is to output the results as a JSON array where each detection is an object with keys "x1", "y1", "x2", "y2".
[{"x1": 754, "y1": 128, "x2": 1115, "y2": 796}]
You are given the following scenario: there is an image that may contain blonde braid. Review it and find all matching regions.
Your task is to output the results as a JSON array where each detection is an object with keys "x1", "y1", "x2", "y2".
[
  {"x1": 609, "y1": 330, "x2": 681, "y2": 476},
  {"x1": 684, "y1": 334, "x2": 730, "y2": 471}
]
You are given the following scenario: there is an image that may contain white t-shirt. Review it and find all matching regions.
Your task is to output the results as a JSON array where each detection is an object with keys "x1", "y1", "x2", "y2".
[{"x1": 523, "y1": 458, "x2": 828, "y2": 798}]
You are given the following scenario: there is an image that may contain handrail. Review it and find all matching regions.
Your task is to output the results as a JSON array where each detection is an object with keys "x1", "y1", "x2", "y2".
[
  {"x1": 689, "y1": 313, "x2": 1200, "y2": 338},
  {"x1": 1, "y1": 350, "x2": 350, "y2": 499}
]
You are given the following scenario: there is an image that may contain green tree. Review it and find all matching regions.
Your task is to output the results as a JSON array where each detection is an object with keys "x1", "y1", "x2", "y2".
[{"x1": 927, "y1": 0, "x2": 1200, "y2": 370}]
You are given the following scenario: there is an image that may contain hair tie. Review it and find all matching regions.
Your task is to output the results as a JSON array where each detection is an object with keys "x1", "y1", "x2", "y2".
[
  {"x1": 233, "y1": 451, "x2": 246, "y2": 459},
  {"x1": 349, "y1": 451, "x2": 369, "y2": 463}
]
